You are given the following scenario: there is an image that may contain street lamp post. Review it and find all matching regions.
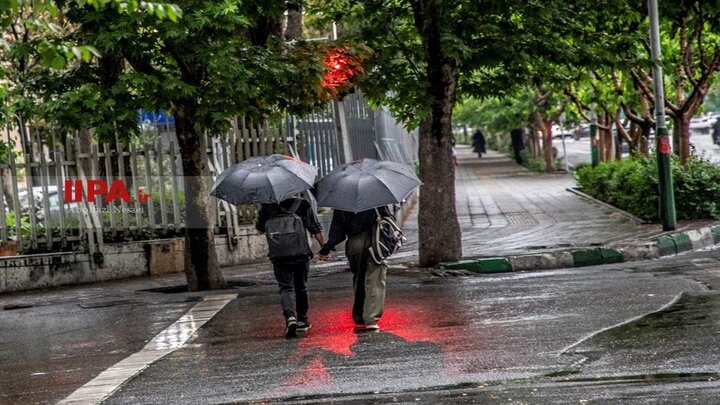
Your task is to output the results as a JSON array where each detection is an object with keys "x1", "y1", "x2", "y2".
[{"x1": 648, "y1": 0, "x2": 676, "y2": 231}]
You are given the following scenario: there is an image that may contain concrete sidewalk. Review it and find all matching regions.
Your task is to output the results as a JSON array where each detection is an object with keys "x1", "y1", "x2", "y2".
[{"x1": 392, "y1": 145, "x2": 720, "y2": 272}]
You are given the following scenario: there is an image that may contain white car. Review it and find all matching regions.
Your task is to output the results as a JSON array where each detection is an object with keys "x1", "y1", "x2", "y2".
[
  {"x1": 550, "y1": 124, "x2": 574, "y2": 139},
  {"x1": 690, "y1": 114, "x2": 714, "y2": 130}
]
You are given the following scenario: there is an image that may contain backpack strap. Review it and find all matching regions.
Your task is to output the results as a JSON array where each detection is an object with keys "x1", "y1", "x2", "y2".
[{"x1": 288, "y1": 198, "x2": 302, "y2": 215}]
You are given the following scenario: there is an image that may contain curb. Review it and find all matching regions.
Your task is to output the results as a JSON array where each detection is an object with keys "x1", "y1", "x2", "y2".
[
  {"x1": 566, "y1": 188, "x2": 649, "y2": 224},
  {"x1": 439, "y1": 223, "x2": 720, "y2": 274}
]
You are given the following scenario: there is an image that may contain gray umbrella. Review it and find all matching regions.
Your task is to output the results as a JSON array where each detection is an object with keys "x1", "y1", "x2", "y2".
[
  {"x1": 315, "y1": 158, "x2": 422, "y2": 212},
  {"x1": 210, "y1": 155, "x2": 318, "y2": 205}
]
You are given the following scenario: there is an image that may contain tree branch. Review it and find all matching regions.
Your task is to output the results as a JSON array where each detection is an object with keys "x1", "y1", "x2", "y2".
[
  {"x1": 123, "y1": 51, "x2": 160, "y2": 78},
  {"x1": 564, "y1": 87, "x2": 590, "y2": 121},
  {"x1": 681, "y1": 46, "x2": 720, "y2": 114},
  {"x1": 611, "y1": 108, "x2": 633, "y2": 142},
  {"x1": 680, "y1": 25, "x2": 698, "y2": 87},
  {"x1": 387, "y1": 24, "x2": 424, "y2": 82}
]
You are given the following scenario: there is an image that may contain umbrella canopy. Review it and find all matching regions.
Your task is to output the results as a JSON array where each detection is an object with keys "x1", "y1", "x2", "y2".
[
  {"x1": 210, "y1": 155, "x2": 317, "y2": 205},
  {"x1": 315, "y1": 158, "x2": 422, "y2": 212}
]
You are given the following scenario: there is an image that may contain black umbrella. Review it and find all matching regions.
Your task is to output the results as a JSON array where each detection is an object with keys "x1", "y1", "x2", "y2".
[
  {"x1": 210, "y1": 155, "x2": 317, "y2": 205},
  {"x1": 314, "y1": 158, "x2": 422, "y2": 212}
]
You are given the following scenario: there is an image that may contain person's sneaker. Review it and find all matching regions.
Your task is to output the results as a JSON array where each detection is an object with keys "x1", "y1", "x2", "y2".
[
  {"x1": 354, "y1": 324, "x2": 380, "y2": 332},
  {"x1": 297, "y1": 321, "x2": 312, "y2": 332},
  {"x1": 285, "y1": 317, "x2": 298, "y2": 338}
]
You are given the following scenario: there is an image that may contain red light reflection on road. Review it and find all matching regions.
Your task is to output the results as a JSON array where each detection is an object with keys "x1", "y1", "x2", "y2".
[
  {"x1": 296, "y1": 297, "x2": 451, "y2": 358},
  {"x1": 270, "y1": 292, "x2": 498, "y2": 397},
  {"x1": 297, "y1": 306, "x2": 357, "y2": 357},
  {"x1": 288, "y1": 354, "x2": 329, "y2": 385}
]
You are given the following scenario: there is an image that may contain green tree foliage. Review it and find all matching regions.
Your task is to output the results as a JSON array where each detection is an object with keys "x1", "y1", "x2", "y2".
[
  {"x1": 34, "y1": 1, "x2": 347, "y2": 290},
  {"x1": 310, "y1": 0, "x2": 634, "y2": 266},
  {"x1": 0, "y1": 1, "x2": 180, "y2": 121}
]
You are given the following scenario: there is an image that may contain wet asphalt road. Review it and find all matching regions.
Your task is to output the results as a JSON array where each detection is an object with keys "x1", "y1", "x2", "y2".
[{"x1": 3, "y1": 248, "x2": 720, "y2": 404}]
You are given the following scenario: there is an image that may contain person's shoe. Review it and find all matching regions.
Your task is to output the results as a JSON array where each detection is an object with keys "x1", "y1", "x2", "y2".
[
  {"x1": 354, "y1": 324, "x2": 380, "y2": 332},
  {"x1": 285, "y1": 317, "x2": 298, "y2": 338},
  {"x1": 297, "y1": 321, "x2": 312, "y2": 332}
]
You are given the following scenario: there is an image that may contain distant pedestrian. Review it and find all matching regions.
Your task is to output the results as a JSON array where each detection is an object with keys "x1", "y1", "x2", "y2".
[
  {"x1": 317, "y1": 206, "x2": 392, "y2": 332},
  {"x1": 713, "y1": 117, "x2": 720, "y2": 145},
  {"x1": 256, "y1": 197, "x2": 325, "y2": 338},
  {"x1": 472, "y1": 130, "x2": 486, "y2": 158},
  {"x1": 511, "y1": 128, "x2": 525, "y2": 165}
]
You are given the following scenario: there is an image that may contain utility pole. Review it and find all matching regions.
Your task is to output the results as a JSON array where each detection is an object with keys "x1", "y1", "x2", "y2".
[
  {"x1": 590, "y1": 108, "x2": 599, "y2": 167},
  {"x1": 648, "y1": 0, "x2": 677, "y2": 231}
]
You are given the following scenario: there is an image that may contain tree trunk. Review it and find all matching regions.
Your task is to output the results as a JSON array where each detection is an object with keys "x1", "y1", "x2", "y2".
[
  {"x1": 533, "y1": 112, "x2": 553, "y2": 172},
  {"x1": 284, "y1": 3, "x2": 303, "y2": 41},
  {"x1": 174, "y1": 104, "x2": 225, "y2": 291},
  {"x1": 674, "y1": 113, "x2": 691, "y2": 163},
  {"x1": 414, "y1": 0, "x2": 462, "y2": 267},
  {"x1": 418, "y1": 115, "x2": 461, "y2": 266},
  {"x1": 78, "y1": 129, "x2": 94, "y2": 178}
]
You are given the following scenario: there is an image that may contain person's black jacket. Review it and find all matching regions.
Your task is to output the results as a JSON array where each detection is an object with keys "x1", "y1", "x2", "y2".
[{"x1": 318, "y1": 206, "x2": 391, "y2": 255}]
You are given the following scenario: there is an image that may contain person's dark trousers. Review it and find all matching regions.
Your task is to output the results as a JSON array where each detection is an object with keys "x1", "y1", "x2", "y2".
[
  {"x1": 272, "y1": 259, "x2": 310, "y2": 322},
  {"x1": 346, "y1": 231, "x2": 387, "y2": 325}
]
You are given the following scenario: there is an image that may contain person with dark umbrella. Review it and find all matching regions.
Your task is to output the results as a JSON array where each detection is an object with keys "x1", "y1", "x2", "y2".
[
  {"x1": 210, "y1": 154, "x2": 323, "y2": 338},
  {"x1": 314, "y1": 158, "x2": 421, "y2": 332},
  {"x1": 510, "y1": 128, "x2": 526, "y2": 165},
  {"x1": 317, "y1": 206, "x2": 391, "y2": 331},
  {"x1": 472, "y1": 130, "x2": 486, "y2": 158},
  {"x1": 256, "y1": 197, "x2": 325, "y2": 338}
]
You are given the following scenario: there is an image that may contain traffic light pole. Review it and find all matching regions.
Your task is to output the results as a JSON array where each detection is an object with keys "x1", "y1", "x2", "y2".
[{"x1": 648, "y1": 0, "x2": 676, "y2": 231}]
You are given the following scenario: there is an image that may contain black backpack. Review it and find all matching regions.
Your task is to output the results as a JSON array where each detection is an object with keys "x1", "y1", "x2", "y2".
[
  {"x1": 369, "y1": 208, "x2": 405, "y2": 264},
  {"x1": 265, "y1": 199, "x2": 310, "y2": 260}
]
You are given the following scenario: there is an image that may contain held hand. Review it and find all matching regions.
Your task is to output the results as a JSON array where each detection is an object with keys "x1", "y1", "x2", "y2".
[{"x1": 316, "y1": 253, "x2": 331, "y2": 261}]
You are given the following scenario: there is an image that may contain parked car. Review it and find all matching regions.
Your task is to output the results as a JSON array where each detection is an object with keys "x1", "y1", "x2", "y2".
[
  {"x1": 15, "y1": 186, "x2": 77, "y2": 222},
  {"x1": 690, "y1": 114, "x2": 714, "y2": 130},
  {"x1": 550, "y1": 124, "x2": 574, "y2": 139}
]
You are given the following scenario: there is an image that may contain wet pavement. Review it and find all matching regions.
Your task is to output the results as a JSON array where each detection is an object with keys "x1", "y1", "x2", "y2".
[
  {"x1": 3, "y1": 145, "x2": 720, "y2": 403},
  {"x1": 0, "y1": 248, "x2": 703, "y2": 403},
  {"x1": 2, "y1": 249, "x2": 720, "y2": 403}
]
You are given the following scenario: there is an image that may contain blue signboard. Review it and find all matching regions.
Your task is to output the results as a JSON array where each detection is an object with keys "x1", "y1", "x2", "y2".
[{"x1": 139, "y1": 110, "x2": 175, "y2": 124}]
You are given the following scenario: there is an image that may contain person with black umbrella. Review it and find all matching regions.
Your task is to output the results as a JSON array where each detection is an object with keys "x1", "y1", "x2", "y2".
[
  {"x1": 314, "y1": 158, "x2": 422, "y2": 332},
  {"x1": 317, "y1": 206, "x2": 392, "y2": 331},
  {"x1": 210, "y1": 154, "x2": 324, "y2": 338},
  {"x1": 256, "y1": 196, "x2": 325, "y2": 338}
]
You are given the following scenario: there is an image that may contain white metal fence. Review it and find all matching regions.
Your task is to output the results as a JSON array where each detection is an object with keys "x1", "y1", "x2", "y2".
[
  {"x1": 0, "y1": 91, "x2": 417, "y2": 256},
  {"x1": 0, "y1": 118, "x2": 286, "y2": 255}
]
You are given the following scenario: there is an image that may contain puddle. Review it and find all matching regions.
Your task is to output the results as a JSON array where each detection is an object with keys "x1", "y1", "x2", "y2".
[
  {"x1": 3, "y1": 303, "x2": 35, "y2": 310},
  {"x1": 141, "y1": 279, "x2": 259, "y2": 294},
  {"x1": 558, "y1": 372, "x2": 720, "y2": 384},
  {"x1": 79, "y1": 299, "x2": 135, "y2": 309}
]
